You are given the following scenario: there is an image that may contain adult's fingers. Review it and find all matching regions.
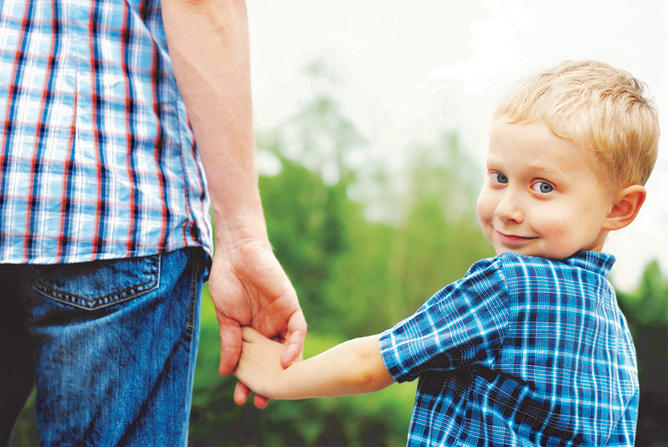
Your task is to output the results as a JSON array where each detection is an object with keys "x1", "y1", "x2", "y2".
[{"x1": 218, "y1": 316, "x2": 242, "y2": 376}]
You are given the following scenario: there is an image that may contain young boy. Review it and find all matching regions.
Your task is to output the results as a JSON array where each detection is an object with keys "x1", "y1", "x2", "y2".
[{"x1": 234, "y1": 60, "x2": 659, "y2": 446}]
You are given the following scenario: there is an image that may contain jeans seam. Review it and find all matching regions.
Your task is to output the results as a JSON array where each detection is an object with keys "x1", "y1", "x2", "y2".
[
  {"x1": 178, "y1": 252, "x2": 202, "y2": 447},
  {"x1": 186, "y1": 252, "x2": 201, "y2": 331}
]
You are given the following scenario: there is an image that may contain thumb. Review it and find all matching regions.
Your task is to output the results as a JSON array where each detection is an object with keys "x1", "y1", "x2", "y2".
[{"x1": 280, "y1": 310, "x2": 307, "y2": 368}]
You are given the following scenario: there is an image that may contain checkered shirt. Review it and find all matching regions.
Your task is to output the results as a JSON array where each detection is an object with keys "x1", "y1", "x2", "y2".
[
  {"x1": 380, "y1": 251, "x2": 638, "y2": 446},
  {"x1": 0, "y1": 0, "x2": 212, "y2": 264}
]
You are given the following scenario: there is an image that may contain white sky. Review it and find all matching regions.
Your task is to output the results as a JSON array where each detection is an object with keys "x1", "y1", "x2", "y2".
[{"x1": 246, "y1": 0, "x2": 668, "y2": 291}]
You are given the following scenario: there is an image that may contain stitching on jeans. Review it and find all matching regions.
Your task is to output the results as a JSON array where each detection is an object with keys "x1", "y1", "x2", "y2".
[
  {"x1": 31, "y1": 254, "x2": 161, "y2": 311},
  {"x1": 186, "y1": 250, "x2": 201, "y2": 331}
]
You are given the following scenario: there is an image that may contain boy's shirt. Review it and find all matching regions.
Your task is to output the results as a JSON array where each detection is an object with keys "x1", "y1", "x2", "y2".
[{"x1": 379, "y1": 251, "x2": 638, "y2": 447}]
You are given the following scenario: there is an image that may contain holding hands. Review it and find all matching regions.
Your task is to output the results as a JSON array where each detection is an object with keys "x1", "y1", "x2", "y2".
[
  {"x1": 234, "y1": 327, "x2": 292, "y2": 400},
  {"x1": 209, "y1": 238, "x2": 307, "y2": 408},
  {"x1": 234, "y1": 327, "x2": 394, "y2": 403}
]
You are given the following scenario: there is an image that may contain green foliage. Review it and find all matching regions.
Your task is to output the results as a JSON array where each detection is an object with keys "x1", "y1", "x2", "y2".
[
  {"x1": 617, "y1": 261, "x2": 668, "y2": 446},
  {"x1": 258, "y1": 144, "x2": 356, "y2": 333},
  {"x1": 619, "y1": 260, "x2": 668, "y2": 327},
  {"x1": 7, "y1": 391, "x2": 38, "y2": 447},
  {"x1": 388, "y1": 133, "x2": 493, "y2": 313}
]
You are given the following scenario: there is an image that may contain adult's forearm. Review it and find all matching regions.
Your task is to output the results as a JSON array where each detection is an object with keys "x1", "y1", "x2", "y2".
[
  {"x1": 275, "y1": 336, "x2": 395, "y2": 400},
  {"x1": 161, "y1": 0, "x2": 267, "y2": 245}
]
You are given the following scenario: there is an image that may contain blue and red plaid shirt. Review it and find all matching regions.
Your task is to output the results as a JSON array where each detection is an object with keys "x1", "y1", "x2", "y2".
[
  {"x1": 380, "y1": 251, "x2": 638, "y2": 446},
  {"x1": 0, "y1": 0, "x2": 212, "y2": 264}
]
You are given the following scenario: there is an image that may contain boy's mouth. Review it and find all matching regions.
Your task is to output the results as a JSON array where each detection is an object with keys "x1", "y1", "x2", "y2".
[{"x1": 496, "y1": 230, "x2": 538, "y2": 245}]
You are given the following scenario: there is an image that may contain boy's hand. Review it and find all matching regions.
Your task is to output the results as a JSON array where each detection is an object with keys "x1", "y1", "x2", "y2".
[
  {"x1": 235, "y1": 328, "x2": 394, "y2": 402},
  {"x1": 234, "y1": 327, "x2": 290, "y2": 401}
]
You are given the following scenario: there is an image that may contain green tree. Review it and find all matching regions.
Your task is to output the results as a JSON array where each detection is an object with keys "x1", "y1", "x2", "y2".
[{"x1": 617, "y1": 261, "x2": 668, "y2": 446}]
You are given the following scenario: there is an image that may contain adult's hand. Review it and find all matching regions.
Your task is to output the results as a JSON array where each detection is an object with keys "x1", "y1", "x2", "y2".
[{"x1": 209, "y1": 237, "x2": 306, "y2": 408}]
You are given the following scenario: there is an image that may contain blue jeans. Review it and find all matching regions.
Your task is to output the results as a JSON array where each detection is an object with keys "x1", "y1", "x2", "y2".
[{"x1": 0, "y1": 247, "x2": 206, "y2": 446}]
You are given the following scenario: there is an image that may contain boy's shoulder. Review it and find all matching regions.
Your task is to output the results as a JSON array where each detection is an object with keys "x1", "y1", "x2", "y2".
[
  {"x1": 458, "y1": 251, "x2": 617, "y2": 321},
  {"x1": 466, "y1": 250, "x2": 616, "y2": 284},
  {"x1": 466, "y1": 251, "x2": 559, "y2": 276}
]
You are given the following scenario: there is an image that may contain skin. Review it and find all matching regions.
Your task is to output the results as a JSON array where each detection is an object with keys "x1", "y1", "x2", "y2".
[
  {"x1": 161, "y1": 0, "x2": 307, "y2": 408},
  {"x1": 233, "y1": 118, "x2": 647, "y2": 403},
  {"x1": 235, "y1": 328, "x2": 394, "y2": 400}
]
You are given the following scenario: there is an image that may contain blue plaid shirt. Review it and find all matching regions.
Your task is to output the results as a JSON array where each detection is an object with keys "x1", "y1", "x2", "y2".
[
  {"x1": 380, "y1": 251, "x2": 638, "y2": 446},
  {"x1": 0, "y1": 0, "x2": 212, "y2": 264}
]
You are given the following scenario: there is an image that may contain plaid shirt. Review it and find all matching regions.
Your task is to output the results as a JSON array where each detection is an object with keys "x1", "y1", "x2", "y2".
[
  {"x1": 380, "y1": 251, "x2": 638, "y2": 446},
  {"x1": 0, "y1": 0, "x2": 212, "y2": 264}
]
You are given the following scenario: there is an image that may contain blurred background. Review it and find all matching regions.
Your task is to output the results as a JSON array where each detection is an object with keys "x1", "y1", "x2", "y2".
[{"x1": 11, "y1": 1, "x2": 668, "y2": 446}]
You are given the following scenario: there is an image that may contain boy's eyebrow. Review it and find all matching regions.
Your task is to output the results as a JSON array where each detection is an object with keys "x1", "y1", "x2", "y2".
[
  {"x1": 485, "y1": 156, "x2": 503, "y2": 169},
  {"x1": 485, "y1": 157, "x2": 568, "y2": 179},
  {"x1": 525, "y1": 163, "x2": 567, "y2": 179}
]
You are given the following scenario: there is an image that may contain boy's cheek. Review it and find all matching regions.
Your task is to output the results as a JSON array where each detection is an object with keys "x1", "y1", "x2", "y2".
[
  {"x1": 475, "y1": 196, "x2": 486, "y2": 222},
  {"x1": 476, "y1": 196, "x2": 494, "y2": 232},
  {"x1": 475, "y1": 188, "x2": 486, "y2": 214}
]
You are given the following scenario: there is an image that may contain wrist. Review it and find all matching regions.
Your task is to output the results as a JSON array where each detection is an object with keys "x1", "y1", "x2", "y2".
[
  {"x1": 271, "y1": 363, "x2": 299, "y2": 400},
  {"x1": 271, "y1": 368, "x2": 289, "y2": 400},
  {"x1": 250, "y1": 365, "x2": 291, "y2": 401},
  {"x1": 212, "y1": 210, "x2": 269, "y2": 250}
]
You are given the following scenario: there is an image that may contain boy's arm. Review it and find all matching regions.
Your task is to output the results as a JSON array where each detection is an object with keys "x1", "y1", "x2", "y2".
[{"x1": 234, "y1": 328, "x2": 395, "y2": 401}]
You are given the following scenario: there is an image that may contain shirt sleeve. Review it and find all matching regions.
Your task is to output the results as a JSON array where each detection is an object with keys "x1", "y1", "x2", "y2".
[{"x1": 379, "y1": 257, "x2": 510, "y2": 383}]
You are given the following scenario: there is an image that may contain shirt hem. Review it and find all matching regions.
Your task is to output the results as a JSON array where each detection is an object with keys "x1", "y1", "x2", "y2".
[{"x1": 0, "y1": 241, "x2": 213, "y2": 266}]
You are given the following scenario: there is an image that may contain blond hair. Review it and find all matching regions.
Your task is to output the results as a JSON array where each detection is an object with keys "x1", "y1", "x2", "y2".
[{"x1": 495, "y1": 60, "x2": 659, "y2": 186}]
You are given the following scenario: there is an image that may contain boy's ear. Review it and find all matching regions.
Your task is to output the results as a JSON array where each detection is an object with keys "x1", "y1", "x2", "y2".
[{"x1": 603, "y1": 185, "x2": 646, "y2": 231}]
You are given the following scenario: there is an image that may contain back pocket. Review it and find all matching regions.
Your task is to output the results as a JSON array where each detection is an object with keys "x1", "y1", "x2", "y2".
[{"x1": 32, "y1": 254, "x2": 160, "y2": 311}]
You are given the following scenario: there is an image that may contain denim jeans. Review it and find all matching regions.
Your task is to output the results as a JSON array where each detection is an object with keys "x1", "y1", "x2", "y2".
[{"x1": 0, "y1": 247, "x2": 206, "y2": 446}]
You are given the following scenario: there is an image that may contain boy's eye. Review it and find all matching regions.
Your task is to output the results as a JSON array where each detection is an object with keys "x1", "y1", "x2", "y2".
[
  {"x1": 531, "y1": 181, "x2": 554, "y2": 194},
  {"x1": 492, "y1": 172, "x2": 508, "y2": 184}
]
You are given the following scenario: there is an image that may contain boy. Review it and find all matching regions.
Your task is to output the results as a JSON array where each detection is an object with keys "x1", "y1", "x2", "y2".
[{"x1": 234, "y1": 60, "x2": 659, "y2": 446}]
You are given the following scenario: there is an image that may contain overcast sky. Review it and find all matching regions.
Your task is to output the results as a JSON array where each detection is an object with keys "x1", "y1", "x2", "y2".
[{"x1": 246, "y1": 0, "x2": 668, "y2": 291}]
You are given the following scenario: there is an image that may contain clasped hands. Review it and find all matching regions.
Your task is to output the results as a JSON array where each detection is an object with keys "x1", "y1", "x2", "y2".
[{"x1": 208, "y1": 238, "x2": 306, "y2": 408}]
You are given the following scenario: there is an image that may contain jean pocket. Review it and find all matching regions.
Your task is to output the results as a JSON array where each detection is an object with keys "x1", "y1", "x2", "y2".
[{"x1": 31, "y1": 254, "x2": 161, "y2": 311}]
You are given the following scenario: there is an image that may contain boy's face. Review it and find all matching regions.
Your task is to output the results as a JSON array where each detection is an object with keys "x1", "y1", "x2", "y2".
[{"x1": 477, "y1": 119, "x2": 615, "y2": 260}]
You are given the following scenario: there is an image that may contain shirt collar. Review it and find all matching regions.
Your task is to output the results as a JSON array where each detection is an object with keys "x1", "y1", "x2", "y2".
[{"x1": 564, "y1": 250, "x2": 616, "y2": 277}]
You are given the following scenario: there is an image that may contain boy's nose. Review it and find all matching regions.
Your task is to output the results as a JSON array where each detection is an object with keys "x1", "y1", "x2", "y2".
[{"x1": 495, "y1": 191, "x2": 523, "y2": 224}]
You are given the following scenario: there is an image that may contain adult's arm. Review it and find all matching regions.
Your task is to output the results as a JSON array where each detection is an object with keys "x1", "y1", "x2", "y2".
[{"x1": 161, "y1": 0, "x2": 307, "y2": 407}]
